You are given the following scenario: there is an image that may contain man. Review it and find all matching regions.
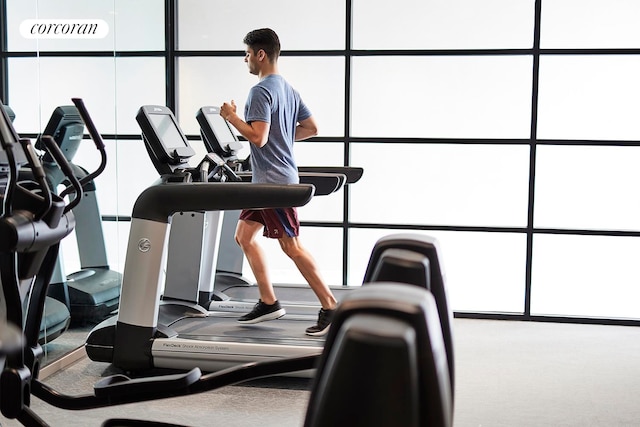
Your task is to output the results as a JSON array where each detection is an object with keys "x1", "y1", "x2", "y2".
[{"x1": 219, "y1": 28, "x2": 337, "y2": 336}]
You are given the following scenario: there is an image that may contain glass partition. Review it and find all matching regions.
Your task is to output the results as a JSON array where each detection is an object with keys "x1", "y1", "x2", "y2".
[
  {"x1": 3, "y1": 0, "x2": 166, "y2": 365},
  {"x1": 176, "y1": 0, "x2": 345, "y2": 50},
  {"x1": 535, "y1": 145, "x2": 640, "y2": 231},
  {"x1": 531, "y1": 234, "x2": 640, "y2": 319},
  {"x1": 177, "y1": 56, "x2": 345, "y2": 136},
  {"x1": 540, "y1": 0, "x2": 640, "y2": 49},
  {"x1": 352, "y1": 0, "x2": 536, "y2": 49},
  {"x1": 537, "y1": 55, "x2": 640, "y2": 141},
  {"x1": 349, "y1": 228, "x2": 527, "y2": 312},
  {"x1": 350, "y1": 143, "x2": 530, "y2": 227},
  {"x1": 351, "y1": 56, "x2": 533, "y2": 139}
]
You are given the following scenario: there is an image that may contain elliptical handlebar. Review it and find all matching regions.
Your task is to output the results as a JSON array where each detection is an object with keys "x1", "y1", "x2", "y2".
[
  {"x1": 39, "y1": 135, "x2": 83, "y2": 213},
  {"x1": 18, "y1": 138, "x2": 53, "y2": 221},
  {"x1": 58, "y1": 98, "x2": 108, "y2": 198},
  {"x1": 71, "y1": 98, "x2": 105, "y2": 152}
]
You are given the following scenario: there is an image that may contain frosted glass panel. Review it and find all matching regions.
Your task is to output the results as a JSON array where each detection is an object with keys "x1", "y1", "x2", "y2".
[
  {"x1": 353, "y1": 0, "x2": 535, "y2": 49},
  {"x1": 6, "y1": 0, "x2": 114, "y2": 51},
  {"x1": 6, "y1": 0, "x2": 163, "y2": 52},
  {"x1": 177, "y1": 57, "x2": 344, "y2": 136},
  {"x1": 537, "y1": 55, "x2": 640, "y2": 141},
  {"x1": 60, "y1": 218, "x2": 128, "y2": 275},
  {"x1": 5, "y1": 0, "x2": 38, "y2": 51},
  {"x1": 115, "y1": 58, "x2": 166, "y2": 134},
  {"x1": 8, "y1": 57, "x2": 164, "y2": 135},
  {"x1": 534, "y1": 145, "x2": 640, "y2": 231},
  {"x1": 541, "y1": 0, "x2": 640, "y2": 48},
  {"x1": 71, "y1": 137, "x2": 158, "y2": 217},
  {"x1": 241, "y1": 227, "x2": 343, "y2": 287},
  {"x1": 113, "y1": 138, "x2": 161, "y2": 216},
  {"x1": 531, "y1": 234, "x2": 640, "y2": 319},
  {"x1": 349, "y1": 229, "x2": 527, "y2": 313},
  {"x1": 102, "y1": 221, "x2": 130, "y2": 273},
  {"x1": 8, "y1": 57, "x2": 115, "y2": 135},
  {"x1": 113, "y1": 0, "x2": 164, "y2": 51},
  {"x1": 350, "y1": 144, "x2": 530, "y2": 227},
  {"x1": 177, "y1": 0, "x2": 345, "y2": 50},
  {"x1": 351, "y1": 56, "x2": 533, "y2": 139},
  {"x1": 295, "y1": 142, "x2": 345, "y2": 222}
]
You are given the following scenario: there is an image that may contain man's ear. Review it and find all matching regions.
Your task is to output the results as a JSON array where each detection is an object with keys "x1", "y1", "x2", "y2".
[{"x1": 257, "y1": 49, "x2": 266, "y2": 61}]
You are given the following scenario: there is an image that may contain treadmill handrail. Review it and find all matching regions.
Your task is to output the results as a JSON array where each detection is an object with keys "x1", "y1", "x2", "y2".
[
  {"x1": 233, "y1": 171, "x2": 346, "y2": 196},
  {"x1": 132, "y1": 181, "x2": 315, "y2": 223},
  {"x1": 297, "y1": 166, "x2": 363, "y2": 185},
  {"x1": 299, "y1": 172, "x2": 345, "y2": 195}
]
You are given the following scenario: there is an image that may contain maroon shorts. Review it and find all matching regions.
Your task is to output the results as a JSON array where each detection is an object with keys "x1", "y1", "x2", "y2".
[{"x1": 239, "y1": 207, "x2": 300, "y2": 239}]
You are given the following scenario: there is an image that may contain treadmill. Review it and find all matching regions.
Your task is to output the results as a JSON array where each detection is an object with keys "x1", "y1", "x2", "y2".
[
  {"x1": 85, "y1": 105, "x2": 330, "y2": 373},
  {"x1": 157, "y1": 106, "x2": 353, "y2": 314},
  {"x1": 35, "y1": 106, "x2": 121, "y2": 323},
  {"x1": 194, "y1": 106, "x2": 364, "y2": 316}
]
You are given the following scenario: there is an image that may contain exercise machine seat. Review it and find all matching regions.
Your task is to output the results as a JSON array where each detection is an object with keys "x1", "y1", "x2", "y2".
[
  {"x1": 362, "y1": 233, "x2": 454, "y2": 394},
  {"x1": 304, "y1": 283, "x2": 453, "y2": 427}
]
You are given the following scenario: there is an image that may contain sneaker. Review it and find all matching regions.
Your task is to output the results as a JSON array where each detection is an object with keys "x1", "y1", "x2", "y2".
[
  {"x1": 237, "y1": 300, "x2": 286, "y2": 324},
  {"x1": 305, "y1": 308, "x2": 335, "y2": 336}
]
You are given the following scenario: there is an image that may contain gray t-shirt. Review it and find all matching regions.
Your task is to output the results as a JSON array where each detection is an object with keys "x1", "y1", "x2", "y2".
[{"x1": 244, "y1": 74, "x2": 311, "y2": 184}]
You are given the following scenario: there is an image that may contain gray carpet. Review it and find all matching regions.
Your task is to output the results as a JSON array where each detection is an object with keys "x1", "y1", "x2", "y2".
[{"x1": 3, "y1": 318, "x2": 640, "y2": 426}]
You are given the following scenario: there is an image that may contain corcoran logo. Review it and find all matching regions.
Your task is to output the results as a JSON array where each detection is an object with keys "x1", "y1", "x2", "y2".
[{"x1": 20, "y1": 19, "x2": 109, "y2": 39}]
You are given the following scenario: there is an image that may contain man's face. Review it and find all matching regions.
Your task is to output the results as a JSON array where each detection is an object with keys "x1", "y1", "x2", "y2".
[{"x1": 244, "y1": 46, "x2": 260, "y2": 75}]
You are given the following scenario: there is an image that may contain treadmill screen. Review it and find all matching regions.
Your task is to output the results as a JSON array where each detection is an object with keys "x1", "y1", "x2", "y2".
[
  {"x1": 196, "y1": 106, "x2": 241, "y2": 156},
  {"x1": 206, "y1": 110, "x2": 237, "y2": 146},
  {"x1": 136, "y1": 105, "x2": 196, "y2": 175},
  {"x1": 148, "y1": 113, "x2": 187, "y2": 150}
]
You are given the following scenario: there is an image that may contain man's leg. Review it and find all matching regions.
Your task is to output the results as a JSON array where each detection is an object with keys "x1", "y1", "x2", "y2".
[
  {"x1": 235, "y1": 218, "x2": 278, "y2": 304},
  {"x1": 278, "y1": 236, "x2": 337, "y2": 310}
]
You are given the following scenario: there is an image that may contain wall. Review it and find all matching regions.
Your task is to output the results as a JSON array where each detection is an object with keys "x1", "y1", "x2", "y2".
[{"x1": 3, "y1": 0, "x2": 640, "y2": 322}]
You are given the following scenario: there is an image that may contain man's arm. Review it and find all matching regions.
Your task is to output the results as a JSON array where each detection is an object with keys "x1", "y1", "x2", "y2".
[
  {"x1": 295, "y1": 116, "x2": 318, "y2": 141},
  {"x1": 220, "y1": 100, "x2": 270, "y2": 148}
]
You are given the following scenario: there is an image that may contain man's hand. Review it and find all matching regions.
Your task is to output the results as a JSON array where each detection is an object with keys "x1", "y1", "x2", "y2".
[
  {"x1": 219, "y1": 100, "x2": 270, "y2": 147},
  {"x1": 220, "y1": 100, "x2": 237, "y2": 121}
]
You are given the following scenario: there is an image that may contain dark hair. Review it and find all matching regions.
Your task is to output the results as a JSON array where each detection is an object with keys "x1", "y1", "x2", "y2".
[{"x1": 243, "y1": 28, "x2": 281, "y2": 62}]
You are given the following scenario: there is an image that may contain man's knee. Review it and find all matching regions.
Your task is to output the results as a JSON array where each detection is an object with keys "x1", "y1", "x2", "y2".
[
  {"x1": 235, "y1": 230, "x2": 254, "y2": 249},
  {"x1": 234, "y1": 232, "x2": 244, "y2": 247},
  {"x1": 279, "y1": 238, "x2": 303, "y2": 259},
  {"x1": 235, "y1": 220, "x2": 260, "y2": 249}
]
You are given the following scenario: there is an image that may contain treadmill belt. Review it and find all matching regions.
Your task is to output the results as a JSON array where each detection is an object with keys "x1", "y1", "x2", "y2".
[
  {"x1": 220, "y1": 284, "x2": 355, "y2": 305},
  {"x1": 170, "y1": 315, "x2": 325, "y2": 347}
]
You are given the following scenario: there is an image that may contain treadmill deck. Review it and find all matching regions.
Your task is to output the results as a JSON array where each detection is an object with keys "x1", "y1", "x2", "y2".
[{"x1": 151, "y1": 314, "x2": 325, "y2": 374}]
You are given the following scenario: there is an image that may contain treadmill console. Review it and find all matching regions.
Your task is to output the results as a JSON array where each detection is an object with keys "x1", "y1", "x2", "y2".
[
  {"x1": 196, "y1": 106, "x2": 244, "y2": 158},
  {"x1": 136, "y1": 105, "x2": 196, "y2": 175}
]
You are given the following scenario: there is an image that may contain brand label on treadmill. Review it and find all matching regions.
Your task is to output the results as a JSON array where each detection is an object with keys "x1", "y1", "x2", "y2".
[
  {"x1": 159, "y1": 342, "x2": 231, "y2": 353},
  {"x1": 138, "y1": 238, "x2": 151, "y2": 253}
]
